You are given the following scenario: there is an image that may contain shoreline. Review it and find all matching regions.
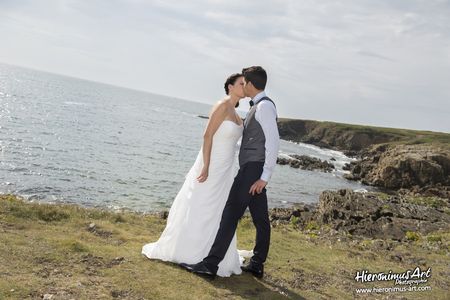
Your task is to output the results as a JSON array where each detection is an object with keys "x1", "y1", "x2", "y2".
[
  {"x1": 3, "y1": 115, "x2": 449, "y2": 213},
  {"x1": 1, "y1": 122, "x2": 364, "y2": 213}
]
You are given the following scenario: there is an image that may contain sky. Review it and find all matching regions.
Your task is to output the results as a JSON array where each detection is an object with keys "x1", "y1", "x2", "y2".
[{"x1": 1, "y1": 0, "x2": 449, "y2": 132}]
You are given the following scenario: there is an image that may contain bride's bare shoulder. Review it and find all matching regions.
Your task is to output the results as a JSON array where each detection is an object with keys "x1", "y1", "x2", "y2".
[
  {"x1": 214, "y1": 98, "x2": 229, "y2": 108},
  {"x1": 210, "y1": 99, "x2": 228, "y2": 113}
]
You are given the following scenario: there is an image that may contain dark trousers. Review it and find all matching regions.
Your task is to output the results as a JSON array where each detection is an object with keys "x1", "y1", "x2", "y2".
[{"x1": 203, "y1": 162, "x2": 271, "y2": 272}]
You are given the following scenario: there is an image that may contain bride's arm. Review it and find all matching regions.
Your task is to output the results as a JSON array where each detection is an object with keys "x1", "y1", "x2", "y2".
[{"x1": 197, "y1": 102, "x2": 227, "y2": 183}]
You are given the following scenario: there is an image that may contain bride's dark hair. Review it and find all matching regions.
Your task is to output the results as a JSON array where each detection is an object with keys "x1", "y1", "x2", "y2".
[{"x1": 224, "y1": 73, "x2": 243, "y2": 108}]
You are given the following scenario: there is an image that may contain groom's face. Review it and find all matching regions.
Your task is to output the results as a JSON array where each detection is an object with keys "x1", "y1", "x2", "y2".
[{"x1": 243, "y1": 79, "x2": 252, "y2": 97}]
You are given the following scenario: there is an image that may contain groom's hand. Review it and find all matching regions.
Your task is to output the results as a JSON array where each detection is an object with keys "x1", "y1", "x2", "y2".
[{"x1": 249, "y1": 179, "x2": 267, "y2": 196}]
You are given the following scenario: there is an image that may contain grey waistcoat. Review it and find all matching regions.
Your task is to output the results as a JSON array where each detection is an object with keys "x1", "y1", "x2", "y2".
[{"x1": 239, "y1": 97, "x2": 277, "y2": 167}]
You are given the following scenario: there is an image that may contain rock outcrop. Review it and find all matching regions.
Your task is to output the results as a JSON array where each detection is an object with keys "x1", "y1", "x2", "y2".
[
  {"x1": 277, "y1": 118, "x2": 403, "y2": 153},
  {"x1": 344, "y1": 144, "x2": 450, "y2": 198},
  {"x1": 315, "y1": 189, "x2": 449, "y2": 240},
  {"x1": 269, "y1": 189, "x2": 450, "y2": 241},
  {"x1": 269, "y1": 202, "x2": 317, "y2": 227},
  {"x1": 277, "y1": 154, "x2": 335, "y2": 172}
]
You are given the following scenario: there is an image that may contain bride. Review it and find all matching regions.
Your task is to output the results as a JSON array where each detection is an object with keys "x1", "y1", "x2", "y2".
[{"x1": 142, "y1": 73, "x2": 246, "y2": 277}]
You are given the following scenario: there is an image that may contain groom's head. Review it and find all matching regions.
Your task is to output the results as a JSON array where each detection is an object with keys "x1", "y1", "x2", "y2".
[{"x1": 242, "y1": 66, "x2": 267, "y2": 98}]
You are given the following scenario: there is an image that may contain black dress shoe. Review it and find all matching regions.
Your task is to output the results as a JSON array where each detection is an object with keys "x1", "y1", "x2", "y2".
[
  {"x1": 241, "y1": 261, "x2": 264, "y2": 278},
  {"x1": 179, "y1": 262, "x2": 216, "y2": 279},
  {"x1": 179, "y1": 262, "x2": 194, "y2": 272}
]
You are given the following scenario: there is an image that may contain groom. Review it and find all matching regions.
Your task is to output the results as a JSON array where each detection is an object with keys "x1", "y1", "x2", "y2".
[{"x1": 181, "y1": 66, "x2": 280, "y2": 279}]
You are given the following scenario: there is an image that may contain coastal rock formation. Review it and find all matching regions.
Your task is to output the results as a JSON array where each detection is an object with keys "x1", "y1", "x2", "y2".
[
  {"x1": 277, "y1": 118, "x2": 401, "y2": 153},
  {"x1": 272, "y1": 189, "x2": 450, "y2": 241},
  {"x1": 315, "y1": 189, "x2": 450, "y2": 240},
  {"x1": 277, "y1": 154, "x2": 335, "y2": 172},
  {"x1": 344, "y1": 144, "x2": 450, "y2": 198},
  {"x1": 277, "y1": 118, "x2": 450, "y2": 196},
  {"x1": 269, "y1": 203, "x2": 317, "y2": 227}
]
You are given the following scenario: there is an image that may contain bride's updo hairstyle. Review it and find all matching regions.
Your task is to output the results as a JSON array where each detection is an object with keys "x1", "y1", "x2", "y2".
[{"x1": 224, "y1": 73, "x2": 243, "y2": 108}]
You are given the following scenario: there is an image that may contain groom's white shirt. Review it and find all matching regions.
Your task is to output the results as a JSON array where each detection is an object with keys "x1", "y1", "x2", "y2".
[{"x1": 251, "y1": 91, "x2": 280, "y2": 182}]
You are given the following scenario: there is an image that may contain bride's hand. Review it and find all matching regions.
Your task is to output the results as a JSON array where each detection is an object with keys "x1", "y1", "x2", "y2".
[{"x1": 197, "y1": 167, "x2": 209, "y2": 183}]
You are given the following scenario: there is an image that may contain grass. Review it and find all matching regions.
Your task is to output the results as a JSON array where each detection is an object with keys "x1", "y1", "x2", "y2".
[
  {"x1": 405, "y1": 231, "x2": 421, "y2": 242},
  {"x1": 304, "y1": 221, "x2": 320, "y2": 231},
  {"x1": 1, "y1": 194, "x2": 449, "y2": 299}
]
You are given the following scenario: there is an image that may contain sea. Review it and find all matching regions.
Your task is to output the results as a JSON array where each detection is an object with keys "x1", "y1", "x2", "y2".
[{"x1": 0, "y1": 63, "x2": 373, "y2": 212}]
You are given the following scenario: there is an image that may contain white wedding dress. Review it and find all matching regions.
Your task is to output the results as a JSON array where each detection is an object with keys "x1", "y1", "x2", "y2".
[{"x1": 142, "y1": 120, "x2": 246, "y2": 277}]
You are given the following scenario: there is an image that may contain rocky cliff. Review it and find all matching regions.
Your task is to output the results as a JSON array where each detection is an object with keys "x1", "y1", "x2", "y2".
[
  {"x1": 344, "y1": 144, "x2": 450, "y2": 198},
  {"x1": 278, "y1": 118, "x2": 450, "y2": 196},
  {"x1": 277, "y1": 118, "x2": 400, "y2": 153},
  {"x1": 277, "y1": 118, "x2": 450, "y2": 155}
]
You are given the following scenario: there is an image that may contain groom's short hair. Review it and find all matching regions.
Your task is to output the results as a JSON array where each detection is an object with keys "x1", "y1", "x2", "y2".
[{"x1": 242, "y1": 66, "x2": 267, "y2": 90}]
